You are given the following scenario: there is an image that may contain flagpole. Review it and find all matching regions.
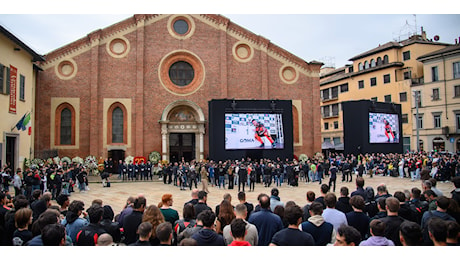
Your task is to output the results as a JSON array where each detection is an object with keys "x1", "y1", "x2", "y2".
[{"x1": 10, "y1": 111, "x2": 30, "y2": 132}]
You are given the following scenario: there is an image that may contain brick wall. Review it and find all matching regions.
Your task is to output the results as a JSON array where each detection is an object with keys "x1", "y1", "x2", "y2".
[{"x1": 35, "y1": 15, "x2": 321, "y2": 160}]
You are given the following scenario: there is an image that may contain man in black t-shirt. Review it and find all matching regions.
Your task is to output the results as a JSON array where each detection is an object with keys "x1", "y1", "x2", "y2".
[
  {"x1": 193, "y1": 191, "x2": 212, "y2": 218},
  {"x1": 270, "y1": 204, "x2": 315, "y2": 246}
]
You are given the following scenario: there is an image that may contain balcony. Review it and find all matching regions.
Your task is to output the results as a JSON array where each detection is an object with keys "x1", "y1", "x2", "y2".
[{"x1": 411, "y1": 77, "x2": 424, "y2": 86}]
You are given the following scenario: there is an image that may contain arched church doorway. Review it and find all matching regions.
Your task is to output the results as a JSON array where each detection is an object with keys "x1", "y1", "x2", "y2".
[{"x1": 159, "y1": 100, "x2": 206, "y2": 163}]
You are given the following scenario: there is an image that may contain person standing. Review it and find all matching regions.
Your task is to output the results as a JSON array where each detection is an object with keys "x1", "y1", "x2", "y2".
[
  {"x1": 323, "y1": 193, "x2": 348, "y2": 232},
  {"x1": 299, "y1": 202, "x2": 336, "y2": 246},
  {"x1": 61, "y1": 200, "x2": 89, "y2": 244},
  {"x1": 345, "y1": 195, "x2": 370, "y2": 240},
  {"x1": 248, "y1": 194, "x2": 283, "y2": 246},
  {"x1": 128, "y1": 222, "x2": 153, "y2": 246},
  {"x1": 248, "y1": 163, "x2": 256, "y2": 192},
  {"x1": 227, "y1": 164, "x2": 234, "y2": 189},
  {"x1": 223, "y1": 203, "x2": 258, "y2": 246},
  {"x1": 188, "y1": 164, "x2": 197, "y2": 190},
  {"x1": 328, "y1": 163, "x2": 337, "y2": 192},
  {"x1": 122, "y1": 196, "x2": 146, "y2": 245},
  {"x1": 13, "y1": 169, "x2": 23, "y2": 197},
  {"x1": 158, "y1": 194, "x2": 179, "y2": 227},
  {"x1": 146, "y1": 161, "x2": 153, "y2": 181},
  {"x1": 191, "y1": 210, "x2": 225, "y2": 246},
  {"x1": 200, "y1": 165, "x2": 209, "y2": 193},
  {"x1": 238, "y1": 163, "x2": 248, "y2": 192},
  {"x1": 270, "y1": 204, "x2": 315, "y2": 246}
]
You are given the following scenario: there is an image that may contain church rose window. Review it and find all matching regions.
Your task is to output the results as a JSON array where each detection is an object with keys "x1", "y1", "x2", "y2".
[
  {"x1": 173, "y1": 19, "x2": 189, "y2": 35},
  {"x1": 169, "y1": 61, "x2": 195, "y2": 87}
]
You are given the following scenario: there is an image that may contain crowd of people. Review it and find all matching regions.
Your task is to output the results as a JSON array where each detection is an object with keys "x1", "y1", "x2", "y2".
[
  {"x1": 155, "y1": 151, "x2": 460, "y2": 193},
  {"x1": 1, "y1": 150, "x2": 460, "y2": 246}
]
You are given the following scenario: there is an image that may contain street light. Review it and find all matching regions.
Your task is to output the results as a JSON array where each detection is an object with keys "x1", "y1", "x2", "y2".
[{"x1": 413, "y1": 91, "x2": 420, "y2": 152}]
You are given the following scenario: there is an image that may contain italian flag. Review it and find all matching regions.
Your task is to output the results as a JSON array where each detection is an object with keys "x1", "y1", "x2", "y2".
[{"x1": 23, "y1": 113, "x2": 31, "y2": 135}]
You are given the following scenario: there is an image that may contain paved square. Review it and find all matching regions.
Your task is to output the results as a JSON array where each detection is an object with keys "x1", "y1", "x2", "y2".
[{"x1": 55, "y1": 174, "x2": 456, "y2": 218}]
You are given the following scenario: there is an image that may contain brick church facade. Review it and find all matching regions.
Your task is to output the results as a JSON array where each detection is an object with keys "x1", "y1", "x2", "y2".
[{"x1": 34, "y1": 14, "x2": 322, "y2": 162}]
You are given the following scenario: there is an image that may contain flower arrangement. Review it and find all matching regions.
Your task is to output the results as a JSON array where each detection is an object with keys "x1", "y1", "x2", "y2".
[
  {"x1": 72, "y1": 156, "x2": 84, "y2": 165},
  {"x1": 30, "y1": 158, "x2": 44, "y2": 169},
  {"x1": 53, "y1": 156, "x2": 60, "y2": 165},
  {"x1": 84, "y1": 155, "x2": 99, "y2": 175},
  {"x1": 314, "y1": 152, "x2": 324, "y2": 161},
  {"x1": 298, "y1": 154, "x2": 308, "y2": 163},
  {"x1": 61, "y1": 157, "x2": 71, "y2": 165},
  {"x1": 149, "y1": 151, "x2": 161, "y2": 164},
  {"x1": 46, "y1": 158, "x2": 53, "y2": 165},
  {"x1": 125, "y1": 155, "x2": 134, "y2": 164}
]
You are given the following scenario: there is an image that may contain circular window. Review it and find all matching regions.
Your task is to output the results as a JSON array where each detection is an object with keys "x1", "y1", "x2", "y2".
[
  {"x1": 169, "y1": 61, "x2": 195, "y2": 86},
  {"x1": 55, "y1": 59, "x2": 77, "y2": 80},
  {"x1": 173, "y1": 19, "x2": 189, "y2": 35},
  {"x1": 159, "y1": 50, "x2": 205, "y2": 96},
  {"x1": 279, "y1": 65, "x2": 299, "y2": 84},
  {"x1": 106, "y1": 37, "x2": 130, "y2": 58},
  {"x1": 232, "y1": 42, "x2": 254, "y2": 63},
  {"x1": 59, "y1": 61, "x2": 74, "y2": 76},
  {"x1": 167, "y1": 15, "x2": 195, "y2": 40}
]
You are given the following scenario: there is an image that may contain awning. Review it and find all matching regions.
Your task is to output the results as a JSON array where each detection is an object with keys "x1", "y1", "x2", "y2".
[
  {"x1": 322, "y1": 142, "x2": 335, "y2": 149},
  {"x1": 334, "y1": 143, "x2": 344, "y2": 150}
]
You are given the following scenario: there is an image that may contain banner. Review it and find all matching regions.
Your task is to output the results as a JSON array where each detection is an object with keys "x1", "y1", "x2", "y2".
[{"x1": 9, "y1": 65, "x2": 17, "y2": 114}]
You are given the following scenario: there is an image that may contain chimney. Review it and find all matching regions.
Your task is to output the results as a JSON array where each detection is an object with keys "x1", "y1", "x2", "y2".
[{"x1": 421, "y1": 26, "x2": 427, "y2": 40}]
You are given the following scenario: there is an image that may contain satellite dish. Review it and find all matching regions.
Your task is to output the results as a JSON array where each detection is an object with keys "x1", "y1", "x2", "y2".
[{"x1": 434, "y1": 35, "x2": 440, "y2": 41}]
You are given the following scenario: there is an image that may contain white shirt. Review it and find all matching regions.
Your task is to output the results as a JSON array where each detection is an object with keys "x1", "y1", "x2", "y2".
[{"x1": 322, "y1": 208, "x2": 348, "y2": 231}]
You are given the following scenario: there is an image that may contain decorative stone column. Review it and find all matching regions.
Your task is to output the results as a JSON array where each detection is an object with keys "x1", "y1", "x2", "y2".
[{"x1": 161, "y1": 124, "x2": 169, "y2": 161}]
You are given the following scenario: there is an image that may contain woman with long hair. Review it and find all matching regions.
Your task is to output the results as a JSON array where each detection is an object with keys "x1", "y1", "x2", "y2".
[
  {"x1": 215, "y1": 200, "x2": 235, "y2": 234},
  {"x1": 142, "y1": 205, "x2": 165, "y2": 246}
]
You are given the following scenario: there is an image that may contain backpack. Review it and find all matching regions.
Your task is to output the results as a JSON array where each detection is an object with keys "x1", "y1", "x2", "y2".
[
  {"x1": 408, "y1": 200, "x2": 429, "y2": 224},
  {"x1": 76, "y1": 226, "x2": 104, "y2": 246},
  {"x1": 176, "y1": 220, "x2": 197, "y2": 242}
]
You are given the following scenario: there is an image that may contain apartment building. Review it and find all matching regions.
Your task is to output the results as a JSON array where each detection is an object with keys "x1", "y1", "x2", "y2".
[
  {"x1": 0, "y1": 25, "x2": 44, "y2": 170},
  {"x1": 320, "y1": 31, "x2": 450, "y2": 153},
  {"x1": 414, "y1": 44, "x2": 460, "y2": 152}
]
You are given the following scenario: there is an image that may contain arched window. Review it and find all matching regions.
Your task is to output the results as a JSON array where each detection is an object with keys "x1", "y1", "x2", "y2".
[
  {"x1": 358, "y1": 63, "x2": 363, "y2": 71},
  {"x1": 108, "y1": 103, "x2": 127, "y2": 144},
  {"x1": 377, "y1": 57, "x2": 382, "y2": 66},
  {"x1": 55, "y1": 103, "x2": 75, "y2": 146},
  {"x1": 383, "y1": 55, "x2": 389, "y2": 64},
  {"x1": 364, "y1": 61, "x2": 369, "y2": 69},
  {"x1": 61, "y1": 108, "x2": 72, "y2": 145},
  {"x1": 112, "y1": 107, "x2": 123, "y2": 143},
  {"x1": 370, "y1": 59, "x2": 376, "y2": 67}
]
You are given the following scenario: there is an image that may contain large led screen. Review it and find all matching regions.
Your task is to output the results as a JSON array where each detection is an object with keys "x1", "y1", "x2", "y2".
[
  {"x1": 225, "y1": 113, "x2": 284, "y2": 150},
  {"x1": 369, "y1": 112, "x2": 400, "y2": 143}
]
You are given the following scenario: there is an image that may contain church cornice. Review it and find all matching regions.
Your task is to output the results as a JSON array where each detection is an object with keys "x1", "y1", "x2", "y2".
[{"x1": 40, "y1": 14, "x2": 320, "y2": 75}]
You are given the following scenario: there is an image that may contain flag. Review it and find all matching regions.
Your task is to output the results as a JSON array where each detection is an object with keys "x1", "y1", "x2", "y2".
[
  {"x1": 23, "y1": 113, "x2": 32, "y2": 135},
  {"x1": 14, "y1": 113, "x2": 26, "y2": 131},
  {"x1": 14, "y1": 112, "x2": 30, "y2": 131}
]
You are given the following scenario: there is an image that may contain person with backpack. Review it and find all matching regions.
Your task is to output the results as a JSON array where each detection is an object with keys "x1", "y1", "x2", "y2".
[
  {"x1": 408, "y1": 187, "x2": 428, "y2": 225},
  {"x1": 61, "y1": 200, "x2": 89, "y2": 244},
  {"x1": 174, "y1": 203, "x2": 196, "y2": 244},
  {"x1": 75, "y1": 204, "x2": 106, "y2": 246}
]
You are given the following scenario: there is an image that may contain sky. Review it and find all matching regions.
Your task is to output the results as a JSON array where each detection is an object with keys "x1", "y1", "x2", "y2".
[{"x1": 1, "y1": 1, "x2": 459, "y2": 68}]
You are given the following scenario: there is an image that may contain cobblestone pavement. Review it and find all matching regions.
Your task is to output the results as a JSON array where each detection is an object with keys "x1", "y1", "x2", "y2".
[{"x1": 55, "y1": 174, "x2": 456, "y2": 218}]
